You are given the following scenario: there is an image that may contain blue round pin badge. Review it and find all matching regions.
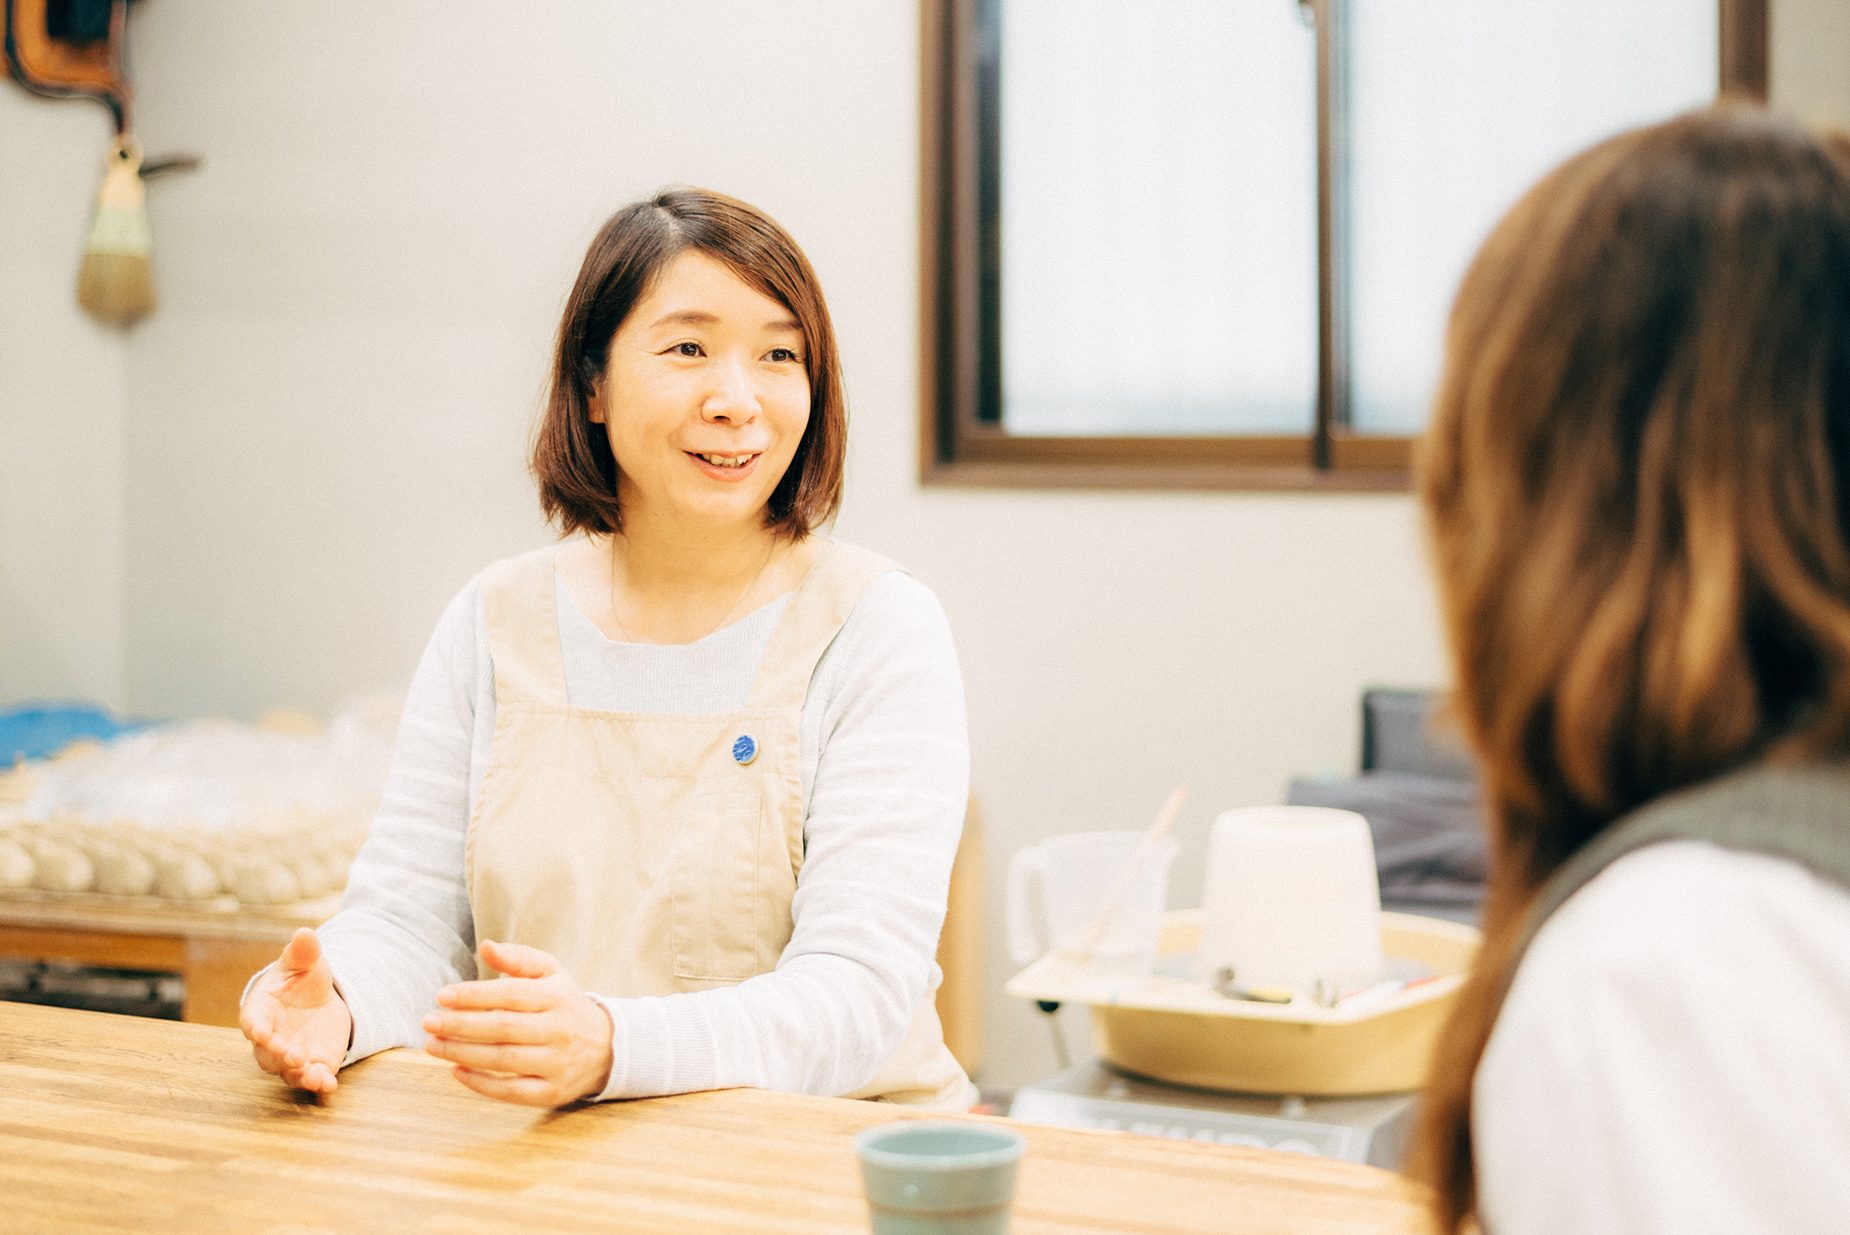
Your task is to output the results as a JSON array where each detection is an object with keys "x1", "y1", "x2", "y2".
[{"x1": 732, "y1": 734, "x2": 758, "y2": 766}]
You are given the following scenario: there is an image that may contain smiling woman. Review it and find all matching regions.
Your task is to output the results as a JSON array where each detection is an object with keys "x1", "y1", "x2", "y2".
[
  {"x1": 579, "y1": 249, "x2": 815, "y2": 637},
  {"x1": 533, "y1": 188, "x2": 845, "y2": 550},
  {"x1": 237, "y1": 188, "x2": 976, "y2": 1113}
]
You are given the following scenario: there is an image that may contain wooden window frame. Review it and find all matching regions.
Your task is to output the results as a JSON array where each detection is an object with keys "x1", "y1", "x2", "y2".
[{"x1": 920, "y1": 0, "x2": 1770, "y2": 492}]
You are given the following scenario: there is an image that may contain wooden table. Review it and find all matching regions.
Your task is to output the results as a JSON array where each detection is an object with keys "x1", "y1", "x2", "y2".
[
  {"x1": 0, "y1": 1002, "x2": 1432, "y2": 1234},
  {"x1": 0, "y1": 891, "x2": 332, "y2": 1026}
]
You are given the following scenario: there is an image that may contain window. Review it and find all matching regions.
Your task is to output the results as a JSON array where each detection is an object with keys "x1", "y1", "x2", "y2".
[{"x1": 922, "y1": 0, "x2": 1769, "y2": 490}]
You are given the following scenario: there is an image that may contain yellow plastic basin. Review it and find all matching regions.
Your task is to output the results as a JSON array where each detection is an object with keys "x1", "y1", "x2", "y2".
[{"x1": 1007, "y1": 909, "x2": 1480, "y2": 1096}]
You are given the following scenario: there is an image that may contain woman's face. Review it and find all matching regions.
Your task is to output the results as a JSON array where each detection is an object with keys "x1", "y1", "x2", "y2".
[{"x1": 593, "y1": 250, "x2": 811, "y2": 535}]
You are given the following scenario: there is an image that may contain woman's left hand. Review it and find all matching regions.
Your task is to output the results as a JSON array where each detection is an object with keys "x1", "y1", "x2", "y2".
[{"x1": 422, "y1": 939, "x2": 614, "y2": 1107}]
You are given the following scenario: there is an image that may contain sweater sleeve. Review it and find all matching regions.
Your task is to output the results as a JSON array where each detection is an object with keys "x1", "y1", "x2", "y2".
[
  {"x1": 1473, "y1": 841, "x2": 1850, "y2": 1235},
  {"x1": 590, "y1": 573, "x2": 971, "y2": 1101},
  {"x1": 314, "y1": 579, "x2": 486, "y2": 1064}
]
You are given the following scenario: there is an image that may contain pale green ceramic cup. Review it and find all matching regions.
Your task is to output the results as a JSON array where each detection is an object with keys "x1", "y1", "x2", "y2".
[{"x1": 854, "y1": 1120, "x2": 1027, "y2": 1235}]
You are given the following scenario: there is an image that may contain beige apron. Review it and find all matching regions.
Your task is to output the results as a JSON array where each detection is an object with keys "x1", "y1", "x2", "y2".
[{"x1": 464, "y1": 540, "x2": 971, "y2": 1107}]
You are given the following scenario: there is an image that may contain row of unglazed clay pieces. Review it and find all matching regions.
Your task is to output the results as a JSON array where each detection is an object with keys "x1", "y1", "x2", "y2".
[{"x1": 0, "y1": 817, "x2": 361, "y2": 905}]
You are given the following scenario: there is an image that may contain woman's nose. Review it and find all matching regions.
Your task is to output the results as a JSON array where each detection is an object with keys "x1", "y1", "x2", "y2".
[{"x1": 701, "y1": 358, "x2": 760, "y2": 421}]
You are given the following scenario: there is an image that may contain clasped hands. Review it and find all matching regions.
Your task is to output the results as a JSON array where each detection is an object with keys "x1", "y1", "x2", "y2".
[{"x1": 240, "y1": 928, "x2": 614, "y2": 1107}]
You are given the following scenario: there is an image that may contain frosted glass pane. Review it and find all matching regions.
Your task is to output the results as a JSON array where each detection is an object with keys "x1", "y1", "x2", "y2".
[
  {"x1": 999, "y1": 0, "x2": 1318, "y2": 436},
  {"x1": 1347, "y1": 1, "x2": 1717, "y2": 434}
]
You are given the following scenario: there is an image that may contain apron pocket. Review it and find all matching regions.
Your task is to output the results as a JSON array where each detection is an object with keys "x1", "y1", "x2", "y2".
[{"x1": 669, "y1": 785, "x2": 771, "y2": 983}]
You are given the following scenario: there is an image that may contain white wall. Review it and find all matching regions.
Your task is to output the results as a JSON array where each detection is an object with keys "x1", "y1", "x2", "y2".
[
  {"x1": 0, "y1": 89, "x2": 127, "y2": 710},
  {"x1": 8, "y1": 0, "x2": 1841, "y2": 1088}
]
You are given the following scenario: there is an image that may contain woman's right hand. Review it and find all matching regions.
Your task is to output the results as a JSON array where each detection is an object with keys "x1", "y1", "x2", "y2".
[{"x1": 240, "y1": 926, "x2": 352, "y2": 1094}]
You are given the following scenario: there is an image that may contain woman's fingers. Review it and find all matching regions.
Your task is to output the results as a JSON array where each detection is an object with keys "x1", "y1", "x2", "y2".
[
  {"x1": 279, "y1": 1051, "x2": 338, "y2": 1093},
  {"x1": 251, "y1": 1039, "x2": 284, "y2": 1074},
  {"x1": 424, "y1": 1036, "x2": 556, "y2": 1075},
  {"x1": 243, "y1": 994, "x2": 284, "y2": 1064},
  {"x1": 435, "y1": 976, "x2": 556, "y2": 1013},
  {"x1": 242, "y1": 931, "x2": 335, "y2": 1036},
  {"x1": 477, "y1": 938, "x2": 560, "y2": 980},
  {"x1": 243, "y1": 976, "x2": 348, "y2": 1093},
  {"x1": 297, "y1": 1061, "x2": 339, "y2": 1094},
  {"x1": 422, "y1": 946, "x2": 602, "y2": 1108},
  {"x1": 250, "y1": 1029, "x2": 336, "y2": 1092},
  {"x1": 278, "y1": 926, "x2": 322, "y2": 976},
  {"x1": 448, "y1": 1065, "x2": 570, "y2": 1108},
  {"x1": 423, "y1": 1007, "x2": 556, "y2": 1044}
]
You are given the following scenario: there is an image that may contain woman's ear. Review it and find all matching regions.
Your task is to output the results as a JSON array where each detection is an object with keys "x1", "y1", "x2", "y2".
[{"x1": 588, "y1": 379, "x2": 607, "y2": 425}]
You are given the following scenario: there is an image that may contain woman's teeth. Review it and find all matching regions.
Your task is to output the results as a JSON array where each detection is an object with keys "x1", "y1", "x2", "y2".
[{"x1": 697, "y1": 453, "x2": 752, "y2": 468}]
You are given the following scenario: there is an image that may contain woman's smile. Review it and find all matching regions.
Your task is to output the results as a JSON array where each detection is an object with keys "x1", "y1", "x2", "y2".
[
  {"x1": 593, "y1": 249, "x2": 812, "y2": 530},
  {"x1": 687, "y1": 449, "x2": 762, "y2": 480}
]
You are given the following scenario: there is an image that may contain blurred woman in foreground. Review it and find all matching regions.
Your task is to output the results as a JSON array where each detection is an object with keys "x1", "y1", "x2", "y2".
[{"x1": 1413, "y1": 105, "x2": 1850, "y2": 1234}]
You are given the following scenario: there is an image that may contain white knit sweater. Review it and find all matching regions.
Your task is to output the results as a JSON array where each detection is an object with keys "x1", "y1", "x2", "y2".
[
  {"x1": 308, "y1": 558, "x2": 971, "y2": 1104},
  {"x1": 1475, "y1": 841, "x2": 1850, "y2": 1233}
]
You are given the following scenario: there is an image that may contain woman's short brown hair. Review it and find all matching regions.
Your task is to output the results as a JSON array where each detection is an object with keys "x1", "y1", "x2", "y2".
[{"x1": 531, "y1": 187, "x2": 846, "y2": 538}]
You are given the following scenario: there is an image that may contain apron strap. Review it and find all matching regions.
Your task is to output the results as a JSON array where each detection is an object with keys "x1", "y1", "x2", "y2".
[
  {"x1": 480, "y1": 545, "x2": 569, "y2": 709},
  {"x1": 746, "y1": 541, "x2": 898, "y2": 711}
]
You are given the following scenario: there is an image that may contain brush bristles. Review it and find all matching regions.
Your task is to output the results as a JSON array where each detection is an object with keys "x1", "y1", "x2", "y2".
[
  {"x1": 78, "y1": 250, "x2": 156, "y2": 325},
  {"x1": 79, "y1": 141, "x2": 157, "y2": 328}
]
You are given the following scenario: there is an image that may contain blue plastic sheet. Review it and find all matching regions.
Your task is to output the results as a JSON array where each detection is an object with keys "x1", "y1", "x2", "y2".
[{"x1": 0, "y1": 703, "x2": 148, "y2": 766}]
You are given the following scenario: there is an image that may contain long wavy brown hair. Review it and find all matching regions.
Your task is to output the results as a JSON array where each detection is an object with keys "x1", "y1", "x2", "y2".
[{"x1": 1411, "y1": 103, "x2": 1850, "y2": 1231}]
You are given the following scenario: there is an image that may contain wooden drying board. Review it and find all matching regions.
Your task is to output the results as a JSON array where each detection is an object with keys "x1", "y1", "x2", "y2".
[
  {"x1": 0, "y1": 791, "x2": 981, "y2": 1056},
  {"x1": 0, "y1": 887, "x2": 335, "y2": 1025},
  {"x1": 0, "y1": 820, "x2": 982, "y2": 1056}
]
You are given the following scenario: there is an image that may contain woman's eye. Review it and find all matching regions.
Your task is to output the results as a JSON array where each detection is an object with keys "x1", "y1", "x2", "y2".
[
  {"x1": 669, "y1": 341, "x2": 704, "y2": 358},
  {"x1": 766, "y1": 347, "x2": 803, "y2": 364}
]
